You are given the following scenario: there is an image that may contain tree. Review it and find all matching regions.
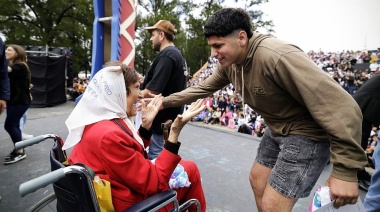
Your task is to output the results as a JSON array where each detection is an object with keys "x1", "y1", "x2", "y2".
[
  {"x1": 0, "y1": 0, "x2": 274, "y2": 79},
  {"x1": 135, "y1": 0, "x2": 274, "y2": 77},
  {"x1": 183, "y1": 0, "x2": 223, "y2": 75},
  {"x1": 0, "y1": 0, "x2": 93, "y2": 75},
  {"x1": 134, "y1": 0, "x2": 192, "y2": 75},
  {"x1": 235, "y1": 0, "x2": 275, "y2": 33}
]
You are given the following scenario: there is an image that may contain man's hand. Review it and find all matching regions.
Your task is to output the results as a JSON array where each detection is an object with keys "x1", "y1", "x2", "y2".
[
  {"x1": 141, "y1": 88, "x2": 159, "y2": 99},
  {"x1": 325, "y1": 175, "x2": 359, "y2": 208},
  {"x1": 140, "y1": 95, "x2": 162, "y2": 130},
  {"x1": 0, "y1": 100, "x2": 6, "y2": 115},
  {"x1": 141, "y1": 92, "x2": 163, "y2": 110}
]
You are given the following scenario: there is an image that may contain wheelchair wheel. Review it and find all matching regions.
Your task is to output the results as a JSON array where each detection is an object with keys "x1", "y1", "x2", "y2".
[{"x1": 27, "y1": 193, "x2": 57, "y2": 212}]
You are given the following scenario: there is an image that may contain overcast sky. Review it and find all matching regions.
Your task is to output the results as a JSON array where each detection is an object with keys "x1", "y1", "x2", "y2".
[
  {"x1": 220, "y1": 0, "x2": 380, "y2": 52},
  {"x1": 3, "y1": 0, "x2": 379, "y2": 53}
]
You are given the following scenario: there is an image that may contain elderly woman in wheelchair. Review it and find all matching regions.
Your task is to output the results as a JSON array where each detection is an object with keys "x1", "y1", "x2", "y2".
[{"x1": 62, "y1": 61, "x2": 206, "y2": 212}]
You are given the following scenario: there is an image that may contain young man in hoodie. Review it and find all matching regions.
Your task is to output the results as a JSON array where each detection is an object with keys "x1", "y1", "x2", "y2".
[{"x1": 161, "y1": 7, "x2": 367, "y2": 211}]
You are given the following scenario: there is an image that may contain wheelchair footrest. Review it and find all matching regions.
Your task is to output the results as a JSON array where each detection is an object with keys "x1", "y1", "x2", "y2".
[{"x1": 123, "y1": 190, "x2": 177, "y2": 212}]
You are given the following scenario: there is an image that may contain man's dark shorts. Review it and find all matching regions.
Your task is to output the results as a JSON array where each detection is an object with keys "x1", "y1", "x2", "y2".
[{"x1": 255, "y1": 128, "x2": 330, "y2": 199}]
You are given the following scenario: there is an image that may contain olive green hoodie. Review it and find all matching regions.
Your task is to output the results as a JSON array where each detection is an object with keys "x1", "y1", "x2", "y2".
[{"x1": 163, "y1": 33, "x2": 367, "y2": 182}]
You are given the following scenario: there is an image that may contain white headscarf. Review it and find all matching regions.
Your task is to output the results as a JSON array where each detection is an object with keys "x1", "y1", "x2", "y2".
[{"x1": 63, "y1": 66, "x2": 143, "y2": 150}]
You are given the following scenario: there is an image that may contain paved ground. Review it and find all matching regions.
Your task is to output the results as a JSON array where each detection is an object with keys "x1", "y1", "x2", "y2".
[{"x1": 0, "y1": 101, "x2": 368, "y2": 211}]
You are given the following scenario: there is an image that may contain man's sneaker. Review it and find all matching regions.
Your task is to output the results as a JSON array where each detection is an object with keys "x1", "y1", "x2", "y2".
[
  {"x1": 22, "y1": 132, "x2": 34, "y2": 140},
  {"x1": 4, "y1": 152, "x2": 26, "y2": 165}
]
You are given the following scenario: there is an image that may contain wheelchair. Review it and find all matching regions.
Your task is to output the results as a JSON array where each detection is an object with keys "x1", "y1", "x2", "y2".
[{"x1": 16, "y1": 134, "x2": 201, "y2": 212}]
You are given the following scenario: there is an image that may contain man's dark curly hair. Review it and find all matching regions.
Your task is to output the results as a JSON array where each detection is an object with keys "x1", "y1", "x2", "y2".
[{"x1": 203, "y1": 8, "x2": 253, "y2": 39}]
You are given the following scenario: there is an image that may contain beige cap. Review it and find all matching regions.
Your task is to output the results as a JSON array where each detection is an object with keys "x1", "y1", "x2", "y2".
[{"x1": 145, "y1": 20, "x2": 177, "y2": 36}]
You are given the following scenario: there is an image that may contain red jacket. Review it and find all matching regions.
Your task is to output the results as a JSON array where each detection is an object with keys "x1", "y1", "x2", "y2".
[{"x1": 68, "y1": 119, "x2": 181, "y2": 211}]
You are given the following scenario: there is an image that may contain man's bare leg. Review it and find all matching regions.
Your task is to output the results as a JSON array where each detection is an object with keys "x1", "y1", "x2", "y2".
[
  {"x1": 250, "y1": 162, "x2": 297, "y2": 212},
  {"x1": 261, "y1": 184, "x2": 297, "y2": 212},
  {"x1": 249, "y1": 162, "x2": 271, "y2": 212}
]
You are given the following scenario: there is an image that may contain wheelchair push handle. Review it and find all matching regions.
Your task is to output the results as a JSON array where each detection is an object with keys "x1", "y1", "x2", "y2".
[
  {"x1": 15, "y1": 134, "x2": 56, "y2": 150},
  {"x1": 19, "y1": 168, "x2": 65, "y2": 197}
]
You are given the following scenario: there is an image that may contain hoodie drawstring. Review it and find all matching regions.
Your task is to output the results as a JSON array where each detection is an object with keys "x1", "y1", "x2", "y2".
[{"x1": 233, "y1": 65, "x2": 246, "y2": 119}]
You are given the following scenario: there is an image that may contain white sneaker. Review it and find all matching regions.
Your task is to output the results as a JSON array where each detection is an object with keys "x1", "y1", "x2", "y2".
[
  {"x1": 4, "y1": 152, "x2": 27, "y2": 165},
  {"x1": 22, "y1": 133, "x2": 34, "y2": 140}
]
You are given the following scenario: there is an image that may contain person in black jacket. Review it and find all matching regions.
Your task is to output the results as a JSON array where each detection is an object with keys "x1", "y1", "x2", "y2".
[
  {"x1": 3, "y1": 44, "x2": 31, "y2": 165},
  {"x1": 353, "y1": 74, "x2": 380, "y2": 191}
]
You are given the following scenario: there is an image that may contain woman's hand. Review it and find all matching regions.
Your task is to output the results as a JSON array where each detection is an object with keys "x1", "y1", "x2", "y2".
[
  {"x1": 168, "y1": 99, "x2": 205, "y2": 142},
  {"x1": 141, "y1": 94, "x2": 163, "y2": 110},
  {"x1": 140, "y1": 95, "x2": 162, "y2": 130}
]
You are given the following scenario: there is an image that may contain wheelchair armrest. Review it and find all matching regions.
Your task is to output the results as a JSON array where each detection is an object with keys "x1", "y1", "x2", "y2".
[
  {"x1": 15, "y1": 134, "x2": 56, "y2": 150},
  {"x1": 123, "y1": 190, "x2": 178, "y2": 212}
]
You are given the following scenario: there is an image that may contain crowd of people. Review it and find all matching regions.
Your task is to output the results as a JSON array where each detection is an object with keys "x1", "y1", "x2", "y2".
[
  {"x1": 190, "y1": 94, "x2": 266, "y2": 137},
  {"x1": 188, "y1": 57, "x2": 268, "y2": 137},
  {"x1": 66, "y1": 78, "x2": 88, "y2": 100},
  {"x1": 309, "y1": 49, "x2": 380, "y2": 95}
]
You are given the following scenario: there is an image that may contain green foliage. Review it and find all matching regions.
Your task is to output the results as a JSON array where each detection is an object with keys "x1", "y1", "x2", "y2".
[
  {"x1": 135, "y1": 0, "x2": 274, "y2": 76},
  {"x1": 238, "y1": 0, "x2": 275, "y2": 33},
  {"x1": 135, "y1": 0, "x2": 189, "y2": 74},
  {"x1": 0, "y1": 0, "x2": 274, "y2": 78},
  {"x1": 0, "y1": 0, "x2": 93, "y2": 74}
]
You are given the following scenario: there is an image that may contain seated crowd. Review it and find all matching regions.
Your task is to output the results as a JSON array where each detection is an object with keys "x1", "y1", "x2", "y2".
[
  {"x1": 366, "y1": 126, "x2": 379, "y2": 169},
  {"x1": 308, "y1": 49, "x2": 380, "y2": 95},
  {"x1": 66, "y1": 78, "x2": 89, "y2": 100},
  {"x1": 189, "y1": 90, "x2": 266, "y2": 137}
]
